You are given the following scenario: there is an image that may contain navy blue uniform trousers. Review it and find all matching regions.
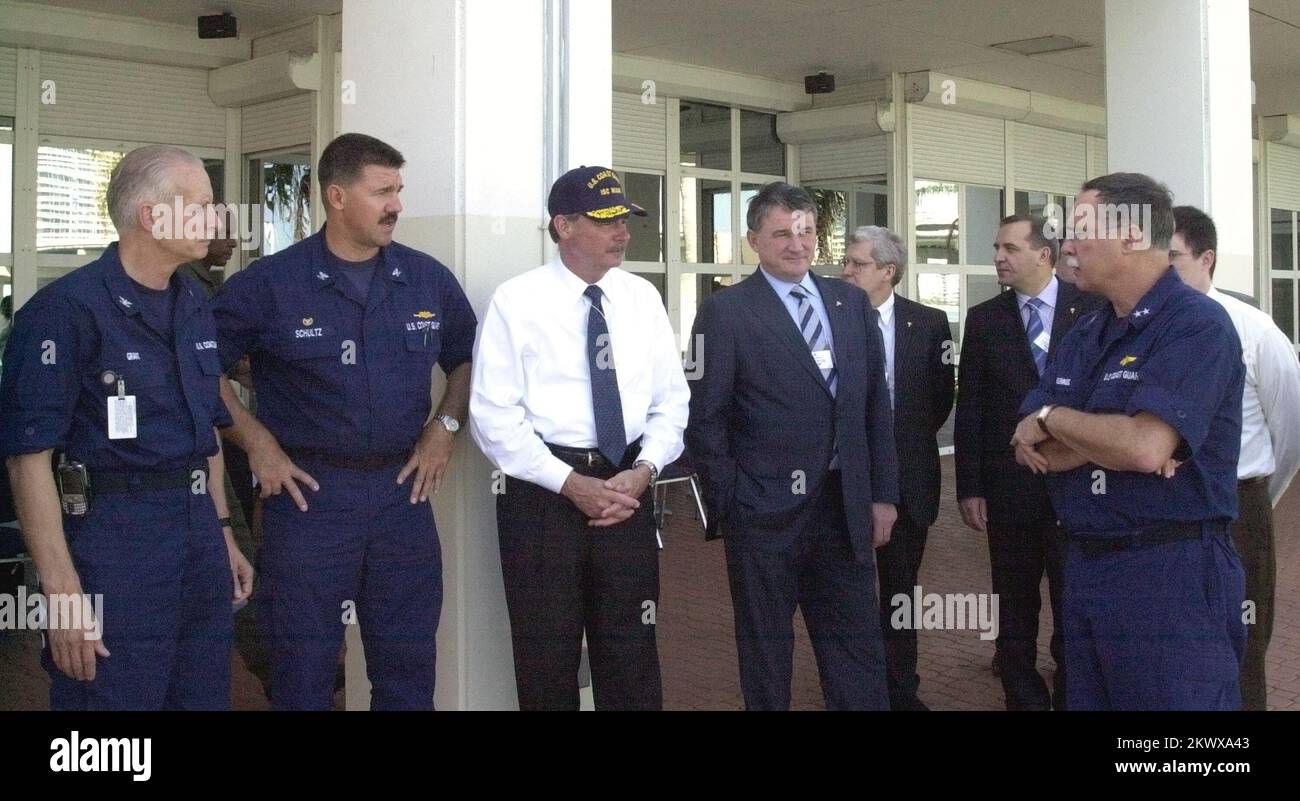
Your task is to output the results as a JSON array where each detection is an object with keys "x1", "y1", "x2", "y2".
[{"x1": 258, "y1": 459, "x2": 441, "y2": 710}]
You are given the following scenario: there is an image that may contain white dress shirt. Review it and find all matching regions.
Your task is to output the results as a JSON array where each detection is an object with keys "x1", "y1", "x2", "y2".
[
  {"x1": 1208, "y1": 287, "x2": 1300, "y2": 504},
  {"x1": 1015, "y1": 275, "x2": 1059, "y2": 350},
  {"x1": 469, "y1": 259, "x2": 689, "y2": 494},
  {"x1": 875, "y1": 291, "x2": 896, "y2": 408}
]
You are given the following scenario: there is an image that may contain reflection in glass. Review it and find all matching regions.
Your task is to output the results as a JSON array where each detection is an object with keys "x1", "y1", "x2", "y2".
[
  {"x1": 680, "y1": 101, "x2": 731, "y2": 170},
  {"x1": 739, "y1": 110, "x2": 785, "y2": 175},
  {"x1": 36, "y1": 146, "x2": 124, "y2": 255},
  {"x1": 810, "y1": 181, "x2": 888, "y2": 267},
  {"x1": 679, "y1": 273, "x2": 733, "y2": 350},
  {"x1": 622, "y1": 172, "x2": 665, "y2": 263},
  {"x1": 1272, "y1": 278, "x2": 1294, "y2": 343},
  {"x1": 0, "y1": 137, "x2": 12, "y2": 255},
  {"x1": 681, "y1": 177, "x2": 732, "y2": 264},
  {"x1": 1273, "y1": 209, "x2": 1295, "y2": 271},
  {"x1": 741, "y1": 183, "x2": 762, "y2": 265},
  {"x1": 965, "y1": 185, "x2": 1004, "y2": 266},
  {"x1": 967, "y1": 273, "x2": 1003, "y2": 309},
  {"x1": 917, "y1": 272, "x2": 960, "y2": 343},
  {"x1": 915, "y1": 180, "x2": 959, "y2": 265},
  {"x1": 254, "y1": 156, "x2": 312, "y2": 257}
]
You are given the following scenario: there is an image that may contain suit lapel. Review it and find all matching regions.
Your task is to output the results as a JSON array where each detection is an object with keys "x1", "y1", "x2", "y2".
[
  {"x1": 892, "y1": 295, "x2": 916, "y2": 373},
  {"x1": 812, "y1": 274, "x2": 849, "y2": 400},
  {"x1": 742, "y1": 272, "x2": 832, "y2": 395},
  {"x1": 1049, "y1": 282, "x2": 1084, "y2": 364},
  {"x1": 998, "y1": 289, "x2": 1038, "y2": 375}
]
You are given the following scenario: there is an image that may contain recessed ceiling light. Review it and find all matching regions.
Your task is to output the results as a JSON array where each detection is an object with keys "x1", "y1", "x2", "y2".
[{"x1": 991, "y1": 35, "x2": 1092, "y2": 56}]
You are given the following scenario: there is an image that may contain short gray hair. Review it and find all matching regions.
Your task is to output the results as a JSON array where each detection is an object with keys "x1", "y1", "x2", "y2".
[
  {"x1": 106, "y1": 145, "x2": 205, "y2": 233},
  {"x1": 846, "y1": 225, "x2": 906, "y2": 286}
]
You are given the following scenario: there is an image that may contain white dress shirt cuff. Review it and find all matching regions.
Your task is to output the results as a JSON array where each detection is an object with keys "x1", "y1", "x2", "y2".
[{"x1": 536, "y1": 458, "x2": 575, "y2": 495}]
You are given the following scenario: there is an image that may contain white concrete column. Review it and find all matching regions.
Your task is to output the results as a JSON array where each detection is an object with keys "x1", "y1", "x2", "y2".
[
  {"x1": 1103, "y1": 0, "x2": 1254, "y2": 294},
  {"x1": 340, "y1": 0, "x2": 612, "y2": 710}
]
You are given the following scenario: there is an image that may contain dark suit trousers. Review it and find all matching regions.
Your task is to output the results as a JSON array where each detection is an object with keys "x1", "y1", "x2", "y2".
[
  {"x1": 876, "y1": 506, "x2": 928, "y2": 707},
  {"x1": 496, "y1": 470, "x2": 661, "y2": 711},
  {"x1": 724, "y1": 472, "x2": 888, "y2": 711},
  {"x1": 987, "y1": 518, "x2": 1067, "y2": 710},
  {"x1": 1231, "y1": 476, "x2": 1275, "y2": 711}
]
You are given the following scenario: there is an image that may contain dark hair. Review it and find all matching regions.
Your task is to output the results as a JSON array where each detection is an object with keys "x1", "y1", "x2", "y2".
[
  {"x1": 1079, "y1": 172, "x2": 1174, "y2": 250},
  {"x1": 1173, "y1": 205, "x2": 1218, "y2": 277},
  {"x1": 746, "y1": 182, "x2": 816, "y2": 232},
  {"x1": 318, "y1": 133, "x2": 405, "y2": 190},
  {"x1": 999, "y1": 213, "x2": 1060, "y2": 265}
]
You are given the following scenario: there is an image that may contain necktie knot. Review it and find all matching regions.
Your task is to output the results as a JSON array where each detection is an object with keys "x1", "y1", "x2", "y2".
[
  {"x1": 1027, "y1": 296, "x2": 1045, "y2": 310},
  {"x1": 584, "y1": 284, "x2": 604, "y2": 306},
  {"x1": 789, "y1": 285, "x2": 808, "y2": 301}
]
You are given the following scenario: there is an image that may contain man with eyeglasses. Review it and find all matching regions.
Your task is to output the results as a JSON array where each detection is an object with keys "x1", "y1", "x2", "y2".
[{"x1": 839, "y1": 226, "x2": 953, "y2": 711}]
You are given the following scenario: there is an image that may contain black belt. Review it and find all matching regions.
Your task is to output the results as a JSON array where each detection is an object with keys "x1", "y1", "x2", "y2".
[
  {"x1": 91, "y1": 466, "x2": 204, "y2": 494},
  {"x1": 284, "y1": 449, "x2": 408, "y2": 471},
  {"x1": 1238, "y1": 475, "x2": 1268, "y2": 488},
  {"x1": 546, "y1": 441, "x2": 641, "y2": 469},
  {"x1": 1070, "y1": 521, "x2": 1210, "y2": 557}
]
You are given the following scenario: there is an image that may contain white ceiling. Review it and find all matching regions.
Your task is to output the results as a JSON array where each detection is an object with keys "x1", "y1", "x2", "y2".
[
  {"x1": 613, "y1": 0, "x2": 1300, "y2": 116},
  {"x1": 38, "y1": 0, "x2": 342, "y2": 35},
  {"x1": 29, "y1": 0, "x2": 1300, "y2": 115}
]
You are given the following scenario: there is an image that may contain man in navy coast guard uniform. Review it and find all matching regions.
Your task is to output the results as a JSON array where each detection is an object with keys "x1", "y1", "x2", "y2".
[
  {"x1": 0, "y1": 145, "x2": 253, "y2": 710},
  {"x1": 213, "y1": 133, "x2": 476, "y2": 710},
  {"x1": 1012, "y1": 172, "x2": 1246, "y2": 710}
]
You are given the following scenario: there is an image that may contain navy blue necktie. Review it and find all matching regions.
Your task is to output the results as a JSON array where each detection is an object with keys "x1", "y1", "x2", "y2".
[
  {"x1": 585, "y1": 285, "x2": 627, "y2": 465},
  {"x1": 1025, "y1": 297, "x2": 1048, "y2": 376}
]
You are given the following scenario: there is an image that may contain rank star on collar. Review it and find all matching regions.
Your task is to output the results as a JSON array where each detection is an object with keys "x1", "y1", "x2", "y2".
[
  {"x1": 391, "y1": 268, "x2": 402, "y2": 278},
  {"x1": 1133, "y1": 308, "x2": 1151, "y2": 318},
  {"x1": 317, "y1": 271, "x2": 330, "y2": 281},
  {"x1": 118, "y1": 296, "x2": 132, "y2": 308}
]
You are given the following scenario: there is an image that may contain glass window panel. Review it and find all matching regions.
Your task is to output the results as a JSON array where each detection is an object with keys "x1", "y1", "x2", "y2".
[
  {"x1": 1272, "y1": 209, "x2": 1295, "y2": 271},
  {"x1": 679, "y1": 101, "x2": 731, "y2": 170},
  {"x1": 914, "y1": 180, "x2": 959, "y2": 265},
  {"x1": 622, "y1": 171, "x2": 665, "y2": 263},
  {"x1": 679, "y1": 273, "x2": 733, "y2": 350},
  {"x1": 811, "y1": 188, "x2": 847, "y2": 267},
  {"x1": 680, "y1": 177, "x2": 731, "y2": 264},
  {"x1": 0, "y1": 118, "x2": 12, "y2": 256},
  {"x1": 917, "y1": 272, "x2": 961, "y2": 345},
  {"x1": 965, "y1": 185, "x2": 1004, "y2": 266},
  {"x1": 254, "y1": 156, "x2": 312, "y2": 257},
  {"x1": 0, "y1": 142, "x2": 11, "y2": 256},
  {"x1": 36, "y1": 146, "x2": 124, "y2": 256},
  {"x1": 740, "y1": 183, "x2": 764, "y2": 265},
  {"x1": 1272, "y1": 278, "x2": 1294, "y2": 343},
  {"x1": 967, "y1": 273, "x2": 1003, "y2": 309},
  {"x1": 739, "y1": 110, "x2": 785, "y2": 175}
]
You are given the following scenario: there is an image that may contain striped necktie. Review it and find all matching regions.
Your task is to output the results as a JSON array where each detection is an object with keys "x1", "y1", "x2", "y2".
[
  {"x1": 789, "y1": 284, "x2": 837, "y2": 396},
  {"x1": 1025, "y1": 297, "x2": 1048, "y2": 376}
]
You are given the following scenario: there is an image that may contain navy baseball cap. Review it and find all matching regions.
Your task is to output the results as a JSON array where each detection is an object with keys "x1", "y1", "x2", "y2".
[{"x1": 548, "y1": 166, "x2": 647, "y2": 220}]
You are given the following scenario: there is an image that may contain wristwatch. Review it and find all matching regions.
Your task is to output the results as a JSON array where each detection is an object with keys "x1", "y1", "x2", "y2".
[
  {"x1": 635, "y1": 460, "x2": 659, "y2": 484},
  {"x1": 434, "y1": 414, "x2": 460, "y2": 434},
  {"x1": 1036, "y1": 404, "x2": 1058, "y2": 435}
]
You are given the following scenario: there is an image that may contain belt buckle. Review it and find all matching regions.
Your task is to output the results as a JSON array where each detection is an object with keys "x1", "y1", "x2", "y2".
[{"x1": 587, "y1": 450, "x2": 595, "y2": 467}]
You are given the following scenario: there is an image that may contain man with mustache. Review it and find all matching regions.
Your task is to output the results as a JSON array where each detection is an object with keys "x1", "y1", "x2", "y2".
[
  {"x1": 212, "y1": 133, "x2": 477, "y2": 710},
  {"x1": 470, "y1": 166, "x2": 688, "y2": 709}
]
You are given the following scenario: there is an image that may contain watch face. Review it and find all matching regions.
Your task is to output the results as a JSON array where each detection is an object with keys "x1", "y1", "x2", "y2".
[{"x1": 439, "y1": 415, "x2": 460, "y2": 433}]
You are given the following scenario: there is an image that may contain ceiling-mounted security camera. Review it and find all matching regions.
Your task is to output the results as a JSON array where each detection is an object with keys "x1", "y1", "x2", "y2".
[
  {"x1": 198, "y1": 12, "x2": 238, "y2": 39},
  {"x1": 804, "y1": 71, "x2": 835, "y2": 95}
]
